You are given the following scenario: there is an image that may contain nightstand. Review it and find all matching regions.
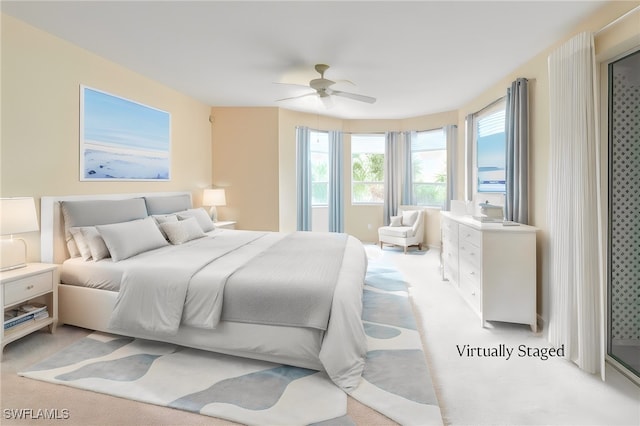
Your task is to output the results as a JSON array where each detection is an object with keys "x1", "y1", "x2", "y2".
[
  {"x1": 1, "y1": 263, "x2": 58, "y2": 358},
  {"x1": 214, "y1": 221, "x2": 237, "y2": 230}
]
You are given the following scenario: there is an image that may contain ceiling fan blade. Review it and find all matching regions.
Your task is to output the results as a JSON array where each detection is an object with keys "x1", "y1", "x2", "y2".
[
  {"x1": 320, "y1": 94, "x2": 334, "y2": 109},
  {"x1": 330, "y1": 90, "x2": 376, "y2": 104},
  {"x1": 334, "y1": 79, "x2": 355, "y2": 86},
  {"x1": 273, "y1": 82, "x2": 312, "y2": 89},
  {"x1": 276, "y1": 92, "x2": 318, "y2": 102}
]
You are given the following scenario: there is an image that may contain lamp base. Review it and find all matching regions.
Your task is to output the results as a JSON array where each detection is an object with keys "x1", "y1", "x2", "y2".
[
  {"x1": 208, "y1": 206, "x2": 219, "y2": 222},
  {"x1": 1, "y1": 238, "x2": 28, "y2": 272}
]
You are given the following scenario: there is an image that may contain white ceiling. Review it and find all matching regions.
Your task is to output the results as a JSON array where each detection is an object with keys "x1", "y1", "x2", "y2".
[{"x1": 2, "y1": 1, "x2": 608, "y2": 119}]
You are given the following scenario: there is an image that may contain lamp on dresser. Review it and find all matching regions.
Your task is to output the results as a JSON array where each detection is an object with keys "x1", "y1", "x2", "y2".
[
  {"x1": 0, "y1": 197, "x2": 39, "y2": 271},
  {"x1": 202, "y1": 188, "x2": 226, "y2": 222}
]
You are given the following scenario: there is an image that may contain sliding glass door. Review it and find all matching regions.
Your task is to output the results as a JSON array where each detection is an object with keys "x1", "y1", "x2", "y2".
[{"x1": 608, "y1": 48, "x2": 640, "y2": 380}]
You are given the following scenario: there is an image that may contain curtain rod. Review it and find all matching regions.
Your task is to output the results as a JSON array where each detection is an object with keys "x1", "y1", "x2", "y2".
[
  {"x1": 473, "y1": 95, "x2": 507, "y2": 116},
  {"x1": 301, "y1": 128, "x2": 456, "y2": 135},
  {"x1": 595, "y1": 5, "x2": 640, "y2": 35}
]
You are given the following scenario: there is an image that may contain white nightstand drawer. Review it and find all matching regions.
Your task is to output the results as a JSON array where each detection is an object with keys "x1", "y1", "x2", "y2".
[{"x1": 4, "y1": 271, "x2": 53, "y2": 306}]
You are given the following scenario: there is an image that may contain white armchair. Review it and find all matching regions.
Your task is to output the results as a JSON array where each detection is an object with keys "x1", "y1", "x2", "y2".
[{"x1": 378, "y1": 207, "x2": 425, "y2": 254}]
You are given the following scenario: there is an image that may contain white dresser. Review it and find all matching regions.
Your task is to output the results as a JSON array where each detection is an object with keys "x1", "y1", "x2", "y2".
[{"x1": 441, "y1": 212, "x2": 538, "y2": 332}]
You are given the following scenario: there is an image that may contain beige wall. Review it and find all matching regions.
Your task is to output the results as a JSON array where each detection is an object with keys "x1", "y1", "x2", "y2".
[
  {"x1": 210, "y1": 107, "x2": 280, "y2": 231},
  {"x1": 1, "y1": 14, "x2": 213, "y2": 260},
  {"x1": 453, "y1": 1, "x2": 640, "y2": 327}
]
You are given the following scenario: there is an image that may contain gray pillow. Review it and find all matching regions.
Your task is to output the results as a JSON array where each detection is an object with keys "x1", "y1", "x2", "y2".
[
  {"x1": 161, "y1": 217, "x2": 205, "y2": 245},
  {"x1": 81, "y1": 227, "x2": 110, "y2": 261},
  {"x1": 144, "y1": 194, "x2": 191, "y2": 215},
  {"x1": 152, "y1": 214, "x2": 179, "y2": 240},
  {"x1": 96, "y1": 217, "x2": 168, "y2": 262},
  {"x1": 177, "y1": 208, "x2": 215, "y2": 232}
]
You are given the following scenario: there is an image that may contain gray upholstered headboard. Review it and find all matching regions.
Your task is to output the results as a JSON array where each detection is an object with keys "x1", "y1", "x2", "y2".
[{"x1": 40, "y1": 192, "x2": 192, "y2": 264}]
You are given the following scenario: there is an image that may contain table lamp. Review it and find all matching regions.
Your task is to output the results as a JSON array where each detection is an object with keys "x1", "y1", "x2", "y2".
[
  {"x1": 202, "y1": 189, "x2": 226, "y2": 222},
  {"x1": 0, "y1": 197, "x2": 39, "y2": 271}
]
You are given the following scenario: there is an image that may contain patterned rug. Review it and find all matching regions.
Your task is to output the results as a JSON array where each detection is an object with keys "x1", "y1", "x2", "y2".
[{"x1": 19, "y1": 262, "x2": 442, "y2": 425}]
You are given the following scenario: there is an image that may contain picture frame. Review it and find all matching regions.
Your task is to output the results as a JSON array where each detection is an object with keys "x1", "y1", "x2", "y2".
[{"x1": 80, "y1": 85, "x2": 171, "y2": 181}]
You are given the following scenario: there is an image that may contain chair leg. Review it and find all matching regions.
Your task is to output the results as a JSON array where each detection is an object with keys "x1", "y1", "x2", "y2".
[
  {"x1": 404, "y1": 246, "x2": 407, "y2": 254},
  {"x1": 380, "y1": 241, "x2": 383, "y2": 249}
]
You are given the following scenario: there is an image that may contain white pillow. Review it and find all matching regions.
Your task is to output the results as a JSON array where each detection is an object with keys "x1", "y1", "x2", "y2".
[
  {"x1": 177, "y1": 208, "x2": 214, "y2": 232},
  {"x1": 160, "y1": 217, "x2": 206, "y2": 245},
  {"x1": 69, "y1": 227, "x2": 92, "y2": 261},
  {"x1": 401, "y1": 210, "x2": 419, "y2": 227},
  {"x1": 390, "y1": 215, "x2": 402, "y2": 227},
  {"x1": 96, "y1": 217, "x2": 168, "y2": 262},
  {"x1": 81, "y1": 227, "x2": 110, "y2": 261}
]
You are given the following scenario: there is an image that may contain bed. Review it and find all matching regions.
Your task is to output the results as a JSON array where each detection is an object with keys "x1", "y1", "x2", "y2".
[{"x1": 40, "y1": 192, "x2": 367, "y2": 390}]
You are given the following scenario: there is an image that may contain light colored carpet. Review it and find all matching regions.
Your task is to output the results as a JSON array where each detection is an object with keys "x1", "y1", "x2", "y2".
[{"x1": 381, "y1": 245, "x2": 640, "y2": 426}]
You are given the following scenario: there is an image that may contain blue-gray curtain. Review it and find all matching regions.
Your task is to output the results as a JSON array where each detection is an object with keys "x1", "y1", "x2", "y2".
[
  {"x1": 328, "y1": 130, "x2": 344, "y2": 232},
  {"x1": 296, "y1": 126, "x2": 311, "y2": 231},
  {"x1": 505, "y1": 78, "x2": 529, "y2": 223},
  {"x1": 444, "y1": 124, "x2": 457, "y2": 211},
  {"x1": 401, "y1": 131, "x2": 413, "y2": 205},
  {"x1": 464, "y1": 114, "x2": 474, "y2": 202},
  {"x1": 383, "y1": 131, "x2": 402, "y2": 225}
]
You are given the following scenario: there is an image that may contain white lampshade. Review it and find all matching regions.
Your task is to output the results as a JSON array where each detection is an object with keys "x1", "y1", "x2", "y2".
[
  {"x1": 0, "y1": 197, "x2": 39, "y2": 236},
  {"x1": 203, "y1": 188, "x2": 226, "y2": 207}
]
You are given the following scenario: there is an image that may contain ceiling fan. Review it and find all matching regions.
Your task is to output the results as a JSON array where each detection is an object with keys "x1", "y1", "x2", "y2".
[{"x1": 277, "y1": 64, "x2": 376, "y2": 106}]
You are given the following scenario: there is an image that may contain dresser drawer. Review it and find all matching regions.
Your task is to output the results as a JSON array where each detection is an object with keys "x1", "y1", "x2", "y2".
[
  {"x1": 3, "y1": 271, "x2": 53, "y2": 306},
  {"x1": 459, "y1": 224, "x2": 481, "y2": 247},
  {"x1": 459, "y1": 240, "x2": 481, "y2": 268},
  {"x1": 459, "y1": 269, "x2": 481, "y2": 312},
  {"x1": 441, "y1": 219, "x2": 458, "y2": 241}
]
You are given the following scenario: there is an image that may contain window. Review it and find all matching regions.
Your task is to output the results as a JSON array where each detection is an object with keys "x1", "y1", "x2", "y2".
[
  {"x1": 412, "y1": 129, "x2": 447, "y2": 207},
  {"x1": 351, "y1": 134, "x2": 384, "y2": 203},
  {"x1": 310, "y1": 130, "x2": 329, "y2": 206},
  {"x1": 475, "y1": 101, "x2": 506, "y2": 193}
]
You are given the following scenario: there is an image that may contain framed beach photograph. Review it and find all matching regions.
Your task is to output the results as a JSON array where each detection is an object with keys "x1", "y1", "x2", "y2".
[{"x1": 80, "y1": 85, "x2": 171, "y2": 181}]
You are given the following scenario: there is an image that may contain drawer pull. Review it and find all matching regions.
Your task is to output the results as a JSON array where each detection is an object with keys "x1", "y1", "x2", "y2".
[{"x1": 26, "y1": 285, "x2": 34, "y2": 290}]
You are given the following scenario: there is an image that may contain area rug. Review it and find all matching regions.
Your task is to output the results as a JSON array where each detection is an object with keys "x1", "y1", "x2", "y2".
[{"x1": 19, "y1": 262, "x2": 442, "y2": 426}]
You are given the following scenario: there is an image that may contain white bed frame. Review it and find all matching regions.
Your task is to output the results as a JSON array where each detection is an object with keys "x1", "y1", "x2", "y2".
[{"x1": 40, "y1": 192, "x2": 326, "y2": 371}]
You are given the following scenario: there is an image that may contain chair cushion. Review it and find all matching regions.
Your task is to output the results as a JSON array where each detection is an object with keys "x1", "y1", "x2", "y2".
[
  {"x1": 390, "y1": 215, "x2": 402, "y2": 226},
  {"x1": 401, "y1": 210, "x2": 419, "y2": 227},
  {"x1": 378, "y1": 225, "x2": 415, "y2": 238}
]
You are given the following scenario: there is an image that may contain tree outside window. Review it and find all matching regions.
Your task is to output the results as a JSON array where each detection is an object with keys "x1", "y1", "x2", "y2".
[
  {"x1": 310, "y1": 130, "x2": 329, "y2": 206},
  {"x1": 412, "y1": 129, "x2": 447, "y2": 207},
  {"x1": 351, "y1": 134, "x2": 385, "y2": 203}
]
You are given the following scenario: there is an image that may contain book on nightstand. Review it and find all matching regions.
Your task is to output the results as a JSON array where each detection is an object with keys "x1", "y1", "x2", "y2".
[{"x1": 4, "y1": 303, "x2": 49, "y2": 332}]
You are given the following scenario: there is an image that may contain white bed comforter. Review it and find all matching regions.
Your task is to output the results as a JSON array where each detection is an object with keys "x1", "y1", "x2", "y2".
[{"x1": 107, "y1": 230, "x2": 368, "y2": 389}]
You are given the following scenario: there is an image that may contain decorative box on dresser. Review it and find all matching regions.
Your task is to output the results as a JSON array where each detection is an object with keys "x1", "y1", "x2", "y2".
[
  {"x1": 441, "y1": 212, "x2": 538, "y2": 332},
  {"x1": 1, "y1": 263, "x2": 58, "y2": 358}
]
